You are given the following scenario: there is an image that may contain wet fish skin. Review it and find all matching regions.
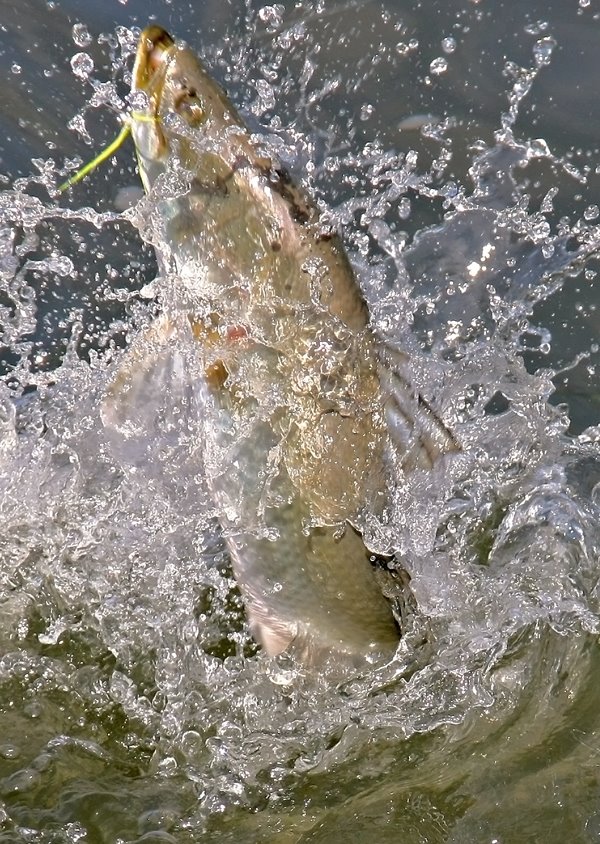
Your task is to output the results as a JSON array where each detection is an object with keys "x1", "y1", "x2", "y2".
[{"x1": 114, "y1": 25, "x2": 406, "y2": 662}]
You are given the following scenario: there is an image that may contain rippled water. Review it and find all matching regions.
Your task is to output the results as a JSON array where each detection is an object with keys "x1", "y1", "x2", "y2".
[{"x1": 1, "y1": 1, "x2": 600, "y2": 841}]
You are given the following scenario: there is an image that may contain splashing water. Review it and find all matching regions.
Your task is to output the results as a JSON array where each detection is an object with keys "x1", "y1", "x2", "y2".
[{"x1": 1, "y1": 4, "x2": 600, "y2": 841}]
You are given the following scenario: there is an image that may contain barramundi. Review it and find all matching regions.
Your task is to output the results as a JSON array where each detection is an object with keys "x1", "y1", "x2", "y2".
[{"x1": 102, "y1": 26, "x2": 456, "y2": 665}]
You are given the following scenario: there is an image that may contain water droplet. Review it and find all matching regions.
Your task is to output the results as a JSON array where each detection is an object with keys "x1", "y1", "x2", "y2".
[
  {"x1": 157, "y1": 756, "x2": 178, "y2": 775},
  {"x1": 533, "y1": 36, "x2": 556, "y2": 67},
  {"x1": 255, "y1": 78, "x2": 275, "y2": 111},
  {"x1": 72, "y1": 23, "x2": 92, "y2": 47},
  {"x1": 541, "y1": 243, "x2": 555, "y2": 259},
  {"x1": 67, "y1": 114, "x2": 92, "y2": 144},
  {"x1": 398, "y1": 197, "x2": 411, "y2": 219},
  {"x1": 70, "y1": 52, "x2": 94, "y2": 79},
  {"x1": 258, "y1": 4, "x2": 284, "y2": 30},
  {"x1": 48, "y1": 256, "x2": 75, "y2": 276},
  {"x1": 524, "y1": 21, "x2": 549, "y2": 35},
  {"x1": 529, "y1": 137, "x2": 551, "y2": 158},
  {"x1": 430, "y1": 57, "x2": 448, "y2": 75},
  {"x1": 540, "y1": 186, "x2": 558, "y2": 213},
  {"x1": 128, "y1": 90, "x2": 150, "y2": 112},
  {"x1": 442, "y1": 181, "x2": 459, "y2": 199}
]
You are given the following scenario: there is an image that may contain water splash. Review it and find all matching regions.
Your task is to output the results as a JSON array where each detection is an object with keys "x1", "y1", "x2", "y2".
[{"x1": 1, "y1": 6, "x2": 600, "y2": 842}]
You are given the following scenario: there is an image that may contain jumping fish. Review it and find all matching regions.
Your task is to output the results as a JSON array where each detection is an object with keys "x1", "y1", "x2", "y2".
[{"x1": 103, "y1": 26, "x2": 456, "y2": 665}]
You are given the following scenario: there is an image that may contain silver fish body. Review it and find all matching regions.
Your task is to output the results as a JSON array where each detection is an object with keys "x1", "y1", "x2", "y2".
[{"x1": 105, "y1": 26, "x2": 444, "y2": 663}]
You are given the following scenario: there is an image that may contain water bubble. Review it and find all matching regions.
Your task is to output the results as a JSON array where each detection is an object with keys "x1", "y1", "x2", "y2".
[
  {"x1": 441, "y1": 37, "x2": 456, "y2": 54},
  {"x1": 11, "y1": 63, "x2": 22, "y2": 75},
  {"x1": 70, "y1": 52, "x2": 94, "y2": 79},
  {"x1": 180, "y1": 731, "x2": 203, "y2": 756},
  {"x1": 585, "y1": 813, "x2": 600, "y2": 840},
  {"x1": 0, "y1": 768, "x2": 41, "y2": 795},
  {"x1": 584, "y1": 204, "x2": 599, "y2": 220},
  {"x1": 579, "y1": 0, "x2": 591, "y2": 7},
  {"x1": 360, "y1": 104, "x2": 374, "y2": 121},
  {"x1": 430, "y1": 57, "x2": 448, "y2": 75},
  {"x1": 0, "y1": 744, "x2": 19, "y2": 760},
  {"x1": 72, "y1": 23, "x2": 92, "y2": 47}
]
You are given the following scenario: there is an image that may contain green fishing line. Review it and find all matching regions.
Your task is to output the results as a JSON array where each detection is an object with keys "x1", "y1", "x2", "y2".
[{"x1": 58, "y1": 123, "x2": 132, "y2": 192}]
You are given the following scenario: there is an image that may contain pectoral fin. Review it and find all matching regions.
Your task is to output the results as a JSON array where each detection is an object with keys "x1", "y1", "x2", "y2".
[{"x1": 101, "y1": 313, "x2": 201, "y2": 468}]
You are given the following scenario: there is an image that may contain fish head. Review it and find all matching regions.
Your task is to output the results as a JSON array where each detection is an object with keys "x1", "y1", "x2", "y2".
[{"x1": 131, "y1": 25, "x2": 244, "y2": 193}]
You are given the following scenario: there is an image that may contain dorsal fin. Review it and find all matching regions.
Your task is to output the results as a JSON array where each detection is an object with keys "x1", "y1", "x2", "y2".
[{"x1": 377, "y1": 343, "x2": 460, "y2": 471}]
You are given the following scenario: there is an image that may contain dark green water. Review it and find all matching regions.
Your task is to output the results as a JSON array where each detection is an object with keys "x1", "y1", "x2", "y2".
[{"x1": 0, "y1": 1, "x2": 600, "y2": 841}]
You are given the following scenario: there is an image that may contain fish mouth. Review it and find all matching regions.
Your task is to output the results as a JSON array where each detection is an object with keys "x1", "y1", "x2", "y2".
[
  {"x1": 130, "y1": 26, "x2": 178, "y2": 168},
  {"x1": 132, "y1": 26, "x2": 175, "y2": 100}
]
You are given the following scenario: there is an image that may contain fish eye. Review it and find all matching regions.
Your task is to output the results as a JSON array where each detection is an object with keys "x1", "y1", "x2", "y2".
[
  {"x1": 174, "y1": 83, "x2": 205, "y2": 125},
  {"x1": 182, "y1": 96, "x2": 205, "y2": 124}
]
